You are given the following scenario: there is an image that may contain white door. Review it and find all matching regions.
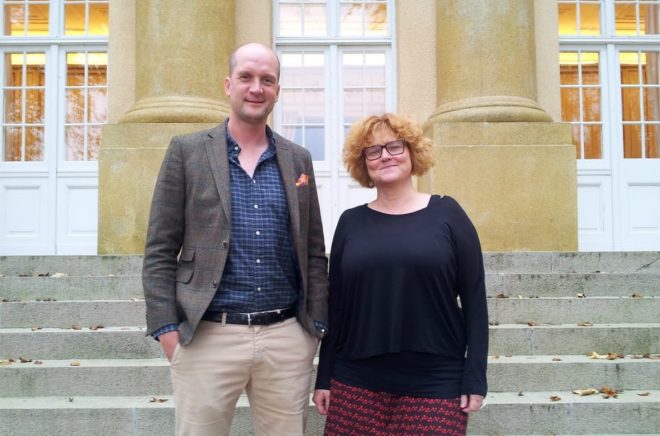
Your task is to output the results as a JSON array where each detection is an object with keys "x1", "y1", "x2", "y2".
[{"x1": 0, "y1": 1, "x2": 108, "y2": 255}]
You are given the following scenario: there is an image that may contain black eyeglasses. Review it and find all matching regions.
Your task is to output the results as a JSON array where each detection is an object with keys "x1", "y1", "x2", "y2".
[{"x1": 363, "y1": 140, "x2": 406, "y2": 161}]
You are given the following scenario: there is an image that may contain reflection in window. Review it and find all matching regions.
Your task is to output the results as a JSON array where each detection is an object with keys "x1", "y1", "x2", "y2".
[
  {"x1": 64, "y1": 0, "x2": 108, "y2": 36},
  {"x1": 343, "y1": 51, "x2": 386, "y2": 134},
  {"x1": 560, "y1": 51, "x2": 603, "y2": 159},
  {"x1": 280, "y1": 52, "x2": 326, "y2": 160},
  {"x1": 279, "y1": 0, "x2": 326, "y2": 36},
  {"x1": 620, "y1": 51, "x2": 660, "y2": 158},
  {"x1": 65, "y1": 51, "x2": 107, "y2": 161},
  {"x1": 341, "y1": 1, "x2": 387, "y2": 36},
  {"x1": 3, "y1": 0, "x2": 49, "y2": 36},
  {"x1": 558, "y1": 0, "x2": 601, "y2": 35},
  {"x1": 615, "y1": 0, "x2": 660, "y2": 35},
  {"x1": 2, "y1": 52, "x2": 45, "y2": 161}
]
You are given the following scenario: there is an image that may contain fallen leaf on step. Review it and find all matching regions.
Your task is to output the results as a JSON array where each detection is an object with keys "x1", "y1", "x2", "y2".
[
  {"x1": 631, "y1": 293, "x2": 643, "y2": 298},
  {"x1": 638, "y1": 392, "x2": 650, "y2": 396},
  {"x1": 33, "y1": 360, "x2": 43, "y2": 364},
  {"x1": 51, "y1": 272, "x2": 68, "y2": 278},
  {"x1": 549, "y1": 396, "x2": 561, "y2": 401},
  {"x1": 552, "y1": 357, "x2": 562, "y2": 361},
  {"x1": 89, "y1": 325, "x2": 104, "y2": 331},
  {"x1": 576, "y1": 293, "x2": 586, "y2": 298},
  {"x1": 517, "y1": 391, "x2": 524, "y2": 396},
  {"x1": 0, "y1": 359, "x2": 13, "y2": 365},
  {"x1": 68, "y1": 397, "x2": 74, "y2": 402},
  {"x1": 19, "y1": 356, "x2": 32, "y2": 363},
  {"x1": 587, "y1": 351, "x2": 621, "y2": 360},
  {"x1": 527, "y1": 321, "x2": 538, "y2": 327},
  {"x1": 600, "y1": 386, "x2": 619, "y2": 399},
  {"x1": 489, "y1": 321, "x2": 499, "y2": 326},
  {"x1": 70, "y1": 360, "x2": 81, "y2": 367},
  {"x1": 495, "y1": 293, "x2": 508, "y2": 299},
  {"x1": 37, "y1": 272, "x2": 50, "y2": 277},
  {"x1": 577, "y1": 321, "x2": 593, "y2": 327},
  {"x1": 149, "y1": 397, "x2": 168, "y2": 403},
  {"x1": 31, "y1": 327, "x2": 42, "y2": 331},
  {"x1": 517, "y1": 295, "x2": 523, "y2": 299},
  {"x1": 71, "y1": 324, "x2": 81, "y2": 330},
  {"x1": 572, "y1": 388, "x2": 598, "y2": 396}
]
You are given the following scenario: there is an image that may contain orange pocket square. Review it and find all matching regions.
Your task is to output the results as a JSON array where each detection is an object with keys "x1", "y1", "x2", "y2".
[{"x1": 295, "y1": 173, "x2": 309, "y2": 187}]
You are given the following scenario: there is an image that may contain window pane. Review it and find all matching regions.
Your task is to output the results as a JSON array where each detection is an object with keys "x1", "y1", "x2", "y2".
[
  {"x1": 365, "y1": 88, "x2": 385, "y2": 113},
  {"x1": 580, "y1": 3, "x2": 600, "y2": 35},
  {"x1": 88, "y1": 53, "x2": 108, "y2": 85},
  {"x1": 644, "y1": 87, "x2": 660, "y2": 121},
  {"x1": 3, "y1": 2, "x2": 49, "y2": 36},
  {"x1": 4, "y1": 3, "x2": 26, "y2": 35},
  {"x1": 646, "y1": 124, "x2": 660, "y2": 157},
  {"x1": 280, "y1": 4, "x2": 302, "y2": 36},
  {"x1": 25, "y1": 126, "x2": 43, "y2": 160},
  {"x1": 88, "y1": 2, "x2": 109, "y2": 36},
  {"x1": 304, "y1": 126, "x2": 324, "y2": 160},
  {"x1": 622, "y1": 87, "x2": 641, "y2": 121},
  {"x1": 64, "y1": 3, "x2": 85, "y2": 35},
  {"x1": 623, "y1": 123, "x2": 642, "y2": 157},
  {"x1": 583, "y1": 87, "x2": 601, "y2": 121},
  {"x1": 558, "y1": 1, "x2": 600, "y2": 35},
  {"x1": 65, "y1": 125, "x2": 84, "y2": 160},
  {"x1": 558, "y1": 3, "x2": 577, "y2": 35},
  {"x1": 581, "y1": 53, "x2": 600, "y2": 84},
  {"x1": 560, "y1": 58, "x2": 579, "y2": 85},
  {"x1": 344, "y1": 89, "x2": 365, "y2": 123},
  {"x1": 281, "y1": 89, "x2": 304, "y2": 123},
  {"x1": 25, "y1": 89, "x2": 45, "y2": 124},
  {"x1": 66, "y1": 89, "x2": 85, "y2": 123},
  {"x1": 365, "y1": 2, "x2": 387, "y2": 36},
  {"x1": 303, "y1": 3, "x2": 326, "y2": 36},
  {"x1": 640, "y1": 3, "x2": 660, "y2": 35},
  {"x1": 583, "y1": 124, "x2": 602, "y2": 159},
  {"x1": 616, "y1": 3, "x2": 638, "y2": 35},
  {"x1": 3, "y1": 126, "x2": 22, "y2": 161},
  {"x1": 303, "y1": 89, "x2": 324, "y2": 123},
  {"x1": 561, "y1": 88, "x2": 580, "y2": 121},
  {"x1": 87, "y1": 125, "x2": 102, "y2": 160},
  {"x1": 4, "y1": 90, "x2": 22, "y2": 123},
  {"x1": 571, "y1": 124, "x2": 582, "y2": 159},
  {"x1": 88, "y1": 88, "x2": 107, "y2": 123},
  {"x1": 28, "y1": 2, "x2": 49, "y2": 36},
  {"x1": 341, "y1": 3, "x2": 363, "y2": 36}
]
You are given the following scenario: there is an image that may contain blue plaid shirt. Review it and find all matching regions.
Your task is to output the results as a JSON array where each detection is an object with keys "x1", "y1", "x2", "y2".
[{"x1": 152, "y1": 122, "x2": 300, "y2": 338}]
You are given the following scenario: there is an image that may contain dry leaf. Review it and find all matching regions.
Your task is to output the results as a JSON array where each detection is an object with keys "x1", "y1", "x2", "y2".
[
  {"x1": 577, "y1": 321, "x2": 593, "y2": 327},
  {"x1": 489, "y1": 321, "x2": 499, "y2": 326},
  {"x1": 576, "y1": 293, "x2": 586, "y2": 298},
  {"x1": 89, "y1": 325, "x2": 104, "y2": 331},
  {"x1": 517, "y1": 295, "x2": 524, "y2": 299},
  {"x1": 549, "y1": 396, "x2": 561, "y2": 401},
  {"x1": 631, "y1": 293, "x2": 643, "y2": 298},
  {"x1": 149, "y1": 397, "x2": 168, "y2": 403},
  {"x1": 19, "y1": 356, "x2": 32, "y2": 363},
  {"x1": 70, "y1": 360, "x2": 81, "y2": 367},
  {"x1": 31, "y1": 327, "x2": 42, "y2": 331},
  {"x1": 600, "y1": 386, "x2": 619, "y2": 399},
  {"x1": 33, "y1": 360, "x2": 43, "y2": 365},
  {"x1": 572, "y1": 388, "x2": 598, "y2": 396},
  {"x1": 0, "y1": 359, "x2": 13, "y2": 365},
  {"x1": 37, "y1": 272, "x2": 50, "y2": 277},
  {"x1": 68, "y1": 397, "x2": 74, "y2": 402},
  {"x1": 527, "y1": 321, "x2": 538, "y2": 327},
  {"x1": 495, "y1": 293, "x2": 508, "y2": 299},
  {"x1": 587, "y1": 351, "x2": 621, "y2": 360},
  {"x1": 552, "y1": 357, "x2": 562, "y2": 361},
  {"x1": 71, "y1": 324, "x2": 81, "y2": 330},
  {"x1": 517, "y1": 391, "x2": 524, "y2": 396},
  {"x1": 638, "y1": 392, "x2": 650, "y2": 396},
  {"x1": 51, "y1": 272, "x2": 68, "y2": 278}
]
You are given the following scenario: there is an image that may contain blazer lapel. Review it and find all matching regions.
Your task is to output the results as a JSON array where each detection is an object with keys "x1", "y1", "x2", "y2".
[
  {"x1": 276, "y1": 140, "x2": 301, "y2": 241},
  {"x1": 205, "y1": 123, "x2": 232, "y2": 221}
]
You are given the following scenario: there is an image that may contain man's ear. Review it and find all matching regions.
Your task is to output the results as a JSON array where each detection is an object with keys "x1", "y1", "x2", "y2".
[{"x1": 224, "y1": 77, "x2": 231, "y2": 96}]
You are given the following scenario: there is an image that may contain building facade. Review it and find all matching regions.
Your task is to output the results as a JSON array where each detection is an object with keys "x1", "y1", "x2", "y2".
[{"x1": 0, "y1": 0, "x2": 658, "y2": 255}]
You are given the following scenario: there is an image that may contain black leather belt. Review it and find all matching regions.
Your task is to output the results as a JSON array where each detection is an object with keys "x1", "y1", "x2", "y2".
[{"x1": 202, "y1": 307, "x2": 296, "y2": 326}]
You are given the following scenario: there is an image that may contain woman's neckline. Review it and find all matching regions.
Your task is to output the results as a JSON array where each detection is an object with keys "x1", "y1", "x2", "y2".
[{"x1": 366, "y1": 194, "x2": 440, "y2": 216}]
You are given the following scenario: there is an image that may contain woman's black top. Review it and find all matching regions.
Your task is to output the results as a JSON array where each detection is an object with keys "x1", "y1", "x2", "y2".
[{"x1": 315, "y1": 195, "x2": 488, "y2": 398}]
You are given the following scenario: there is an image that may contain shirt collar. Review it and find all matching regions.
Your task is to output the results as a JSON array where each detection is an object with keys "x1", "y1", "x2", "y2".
[{"x1": 225, "y1": 118, "x2": 276, "y2": 160}]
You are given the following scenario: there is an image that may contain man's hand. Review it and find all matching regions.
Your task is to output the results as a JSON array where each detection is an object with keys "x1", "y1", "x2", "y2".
[
  {"x1": 460, "y1": 394, "x2": 484, "y2": 413},
  {"x1": 158, "y1": 330, "x2": 180, "y2": 362},
  {"x1": 313, "y1": 389, "x2": 331, "y2": 415}
]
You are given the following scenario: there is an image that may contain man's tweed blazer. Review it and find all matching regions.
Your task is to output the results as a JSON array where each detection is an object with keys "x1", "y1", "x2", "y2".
[{"x1": 142, "y1": 122, "x2": 329, "y2": 345}]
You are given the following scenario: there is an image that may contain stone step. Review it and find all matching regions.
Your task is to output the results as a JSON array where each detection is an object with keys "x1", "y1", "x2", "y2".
[
  {"x1": 2, "y1": 324, "x2": 658, "y2": 360},
  {"x1": 1, "y1": 391, "x2": 658, "y2": 435},
  {"x1": 2, "y1": 252, "x2": 658, "y2": 276},
  {"x1": 2, "y1": 356, "x2": 659, "y2": 397},
  {"x1": 486, "y1": 272, "x2": 660, "y2": 297},
  {"x1": 3, "y1": 271, "x2": 659, "y2": 302},
  {"x1": 3, "y1": 296, "x2": 659, "y2": 329}
]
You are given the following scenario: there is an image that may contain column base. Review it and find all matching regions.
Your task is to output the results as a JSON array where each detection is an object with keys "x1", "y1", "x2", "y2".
[
  {"x1": 418, "y1": 121, "x2": 577, "y2": 251},
  {"x1": 429, "y1": 96, "x2": 553, "y2": 123},
  {"x1": 98, "y1": 122, "x2": 219, "y2": 254},
  {"x1": 119, "y1": 96, "x2": 230, "y2": 123}
]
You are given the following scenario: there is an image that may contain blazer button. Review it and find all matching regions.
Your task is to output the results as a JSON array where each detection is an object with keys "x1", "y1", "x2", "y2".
[
  {"x1": 222, "y1": 241, "x2": 228, "y2": 248},
  {"x1": 212, "y1": 280, "x2": 218, "y2": 287}
]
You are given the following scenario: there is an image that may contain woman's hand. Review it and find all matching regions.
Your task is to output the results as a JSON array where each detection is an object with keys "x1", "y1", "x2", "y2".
[
  {"x1": 460, "y1": 394, "x2": 484, "y2": 413},
  {"x1": 313, "y1": 389, "x2": 331, "y2": 415}
]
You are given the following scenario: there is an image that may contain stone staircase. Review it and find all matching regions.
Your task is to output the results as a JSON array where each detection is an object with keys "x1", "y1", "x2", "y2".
[{"x1": 0, "y1": 253, "x2": 659, "y2": 435}]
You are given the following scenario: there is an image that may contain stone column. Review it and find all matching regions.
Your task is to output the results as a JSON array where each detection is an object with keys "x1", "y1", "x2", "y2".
[
  {"x1": 419, "y1": 0, "x2": 578, "y2": 251},
  {"x1": 99, "y1": 0, "x2": 235, "y2": 253}
]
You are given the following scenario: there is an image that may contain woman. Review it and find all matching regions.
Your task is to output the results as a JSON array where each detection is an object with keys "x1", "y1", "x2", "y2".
[{"x1": 313, "y1": 113, "x2": 488, "y2": 435}]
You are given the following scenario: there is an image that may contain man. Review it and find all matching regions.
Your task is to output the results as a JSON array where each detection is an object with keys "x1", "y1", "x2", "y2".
[{"x1": 143, "y1": 42, "x2": 328, "y2": 436}]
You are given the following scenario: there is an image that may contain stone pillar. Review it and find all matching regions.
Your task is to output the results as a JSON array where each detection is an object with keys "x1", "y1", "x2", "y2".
[
  {"x1": 419, "y1": 0, "x2": 578, "y2": 251},
  {"x1": 99, "y1": 0, "x2": 235, "y2": 253}
]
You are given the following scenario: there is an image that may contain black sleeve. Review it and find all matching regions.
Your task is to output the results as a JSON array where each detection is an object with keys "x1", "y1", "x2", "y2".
[
  {"x1": 314, "y1": 211, "x2": 349, "y2": 390},
  {"x1": 447, "y1": 197, "x2": 489, "y2": 396}
]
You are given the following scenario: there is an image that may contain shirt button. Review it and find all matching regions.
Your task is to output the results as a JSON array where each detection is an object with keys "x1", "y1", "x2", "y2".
[
  {"x1": 255, "y1": 230, "x2": 260, "y2": 235},
  {"x1": 257, "y1": 287, "x2": 262, "y2": 292},
  {"x1": 252, "y1": 180, "x2": 256, "y2": 184},
  {"x1": 234, "y1": 146, "x2": 238, "y2": 151},
  {"x1": 254, "y1": 204, "x2": 258, "y2": 209},
  {"x1": 256, "y1": 259, "x2": 261, "y2": 264}
]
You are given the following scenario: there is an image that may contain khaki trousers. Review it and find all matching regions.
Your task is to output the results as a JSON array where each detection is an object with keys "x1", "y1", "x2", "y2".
[{"x1": 170, "y1": 318, "x2": 318, "y2": 436}]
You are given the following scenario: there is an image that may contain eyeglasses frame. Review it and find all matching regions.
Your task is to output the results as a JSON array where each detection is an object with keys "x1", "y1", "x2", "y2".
[{"x1": 363, "y1": 139, "x2": 407, "y2": 161}]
